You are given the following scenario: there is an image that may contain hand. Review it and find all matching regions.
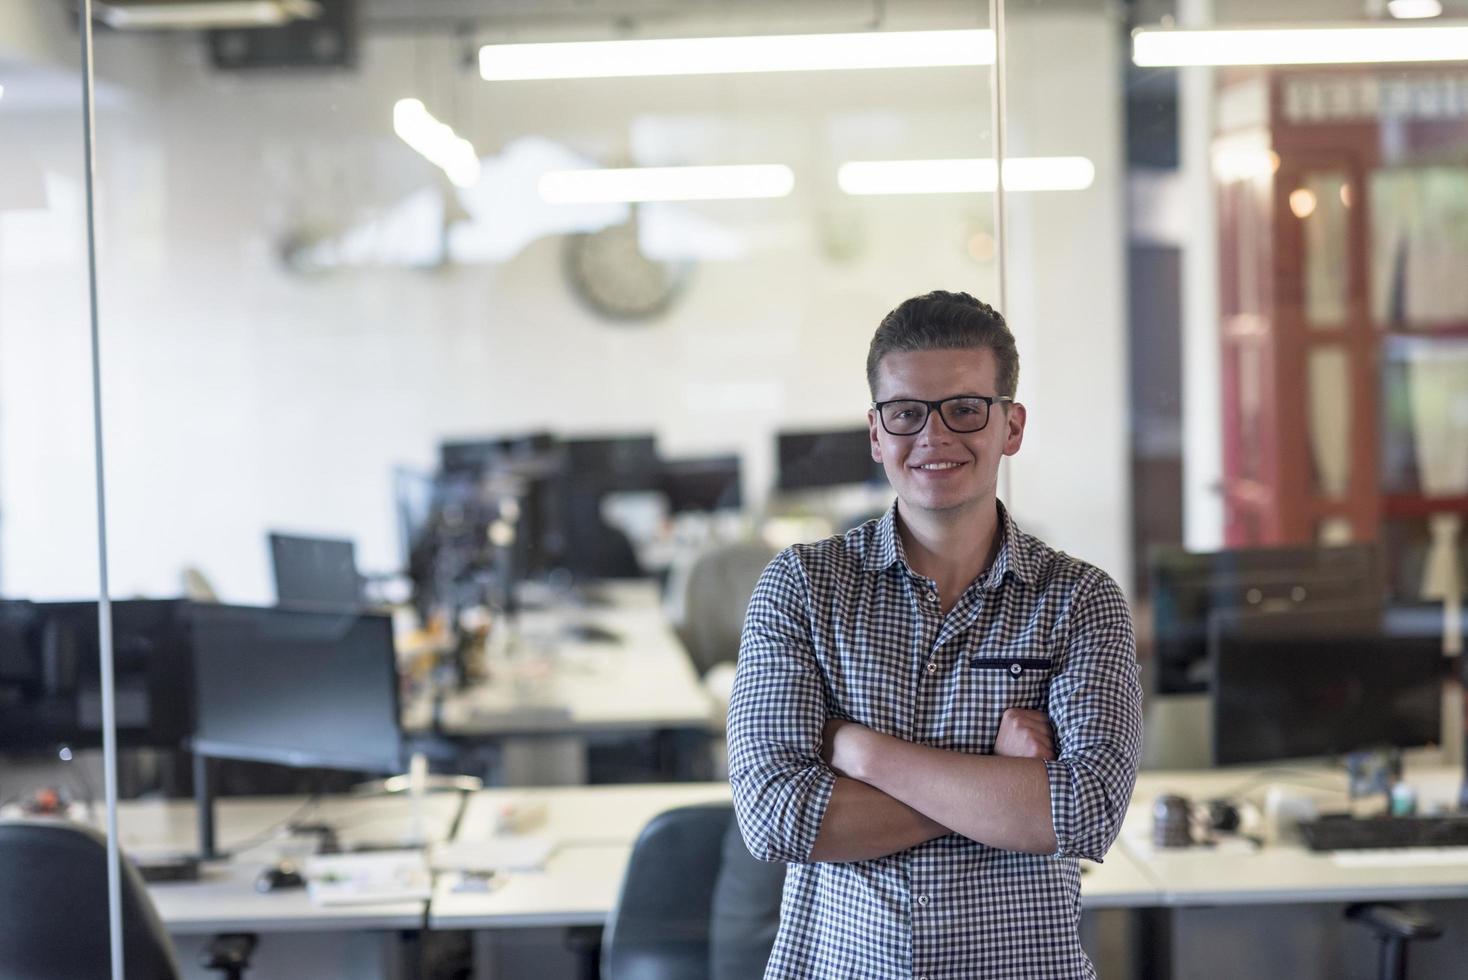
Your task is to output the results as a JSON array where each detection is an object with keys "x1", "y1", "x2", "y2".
[
  {"x1": 822, "y1": 718, "x2": 875, "y2": 779},
  {"x1": 994, "y1": 708, "x2": 1056, "y2": 761}
]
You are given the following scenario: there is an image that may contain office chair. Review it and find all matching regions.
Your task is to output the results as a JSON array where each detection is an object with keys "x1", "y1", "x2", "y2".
[
  {"x1": 679, "y1": 541, "x2": 777, "y2": 677},
  {"x1": 604, "y1": 802, "x2": 787, "y2": 980},
  {"x1": 1346, "y1": 903, "x2": 1442, "y2": 980},
  {"x1": 0, "y1": 819, "x2": 256, "y2": 979}
]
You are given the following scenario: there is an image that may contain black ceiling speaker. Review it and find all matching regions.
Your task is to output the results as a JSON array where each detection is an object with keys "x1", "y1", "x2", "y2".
[{"x1": 208, "y1": 0, "x2": 357, "y2": 71}]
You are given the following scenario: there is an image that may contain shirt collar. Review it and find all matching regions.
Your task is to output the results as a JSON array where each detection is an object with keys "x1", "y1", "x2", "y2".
[{"x1": 864, "y1": 499, "x2": 1037, "y2": 591}]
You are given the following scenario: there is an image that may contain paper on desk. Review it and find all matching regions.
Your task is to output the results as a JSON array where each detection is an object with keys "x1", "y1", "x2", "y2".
[
  {"x1": 304, "y1": 850, "x2": 432, "y2": 906},
  {"x1": 430, "y1": 837, "x2": 556, "y2": 873}
]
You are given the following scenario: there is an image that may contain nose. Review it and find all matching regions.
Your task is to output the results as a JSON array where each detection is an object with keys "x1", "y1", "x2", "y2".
[{"x1": 917, "y1": 406, "x2": 955, "y2": 443}]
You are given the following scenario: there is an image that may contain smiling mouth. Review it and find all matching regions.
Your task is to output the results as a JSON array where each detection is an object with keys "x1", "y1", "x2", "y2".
[{"x1": 914, "y1": 462, "x2": 964, "y2": 471}]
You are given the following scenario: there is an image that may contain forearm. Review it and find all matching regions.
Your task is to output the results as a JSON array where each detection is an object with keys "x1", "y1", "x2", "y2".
[
  {"x1": 853, "y1": 738, "x2": 1058, "y2": 855},
  {"x1": 808, "y1": 776, "x2": 950, "y2": 863}
]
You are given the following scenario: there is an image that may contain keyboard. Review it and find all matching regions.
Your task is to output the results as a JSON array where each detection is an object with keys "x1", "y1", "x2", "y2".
[{"x1": 1300, "y1": 813, "x2": 1468, "y2": 852}]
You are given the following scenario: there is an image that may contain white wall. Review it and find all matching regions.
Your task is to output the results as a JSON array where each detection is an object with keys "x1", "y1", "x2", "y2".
[{"x1": 0, "y1": 9, "x2": 1130, "y2": 603}]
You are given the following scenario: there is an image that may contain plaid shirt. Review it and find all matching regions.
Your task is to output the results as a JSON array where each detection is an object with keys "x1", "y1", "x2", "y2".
[{"x1": 728, "y1": 502, "x2": 1142, "y2": 979}]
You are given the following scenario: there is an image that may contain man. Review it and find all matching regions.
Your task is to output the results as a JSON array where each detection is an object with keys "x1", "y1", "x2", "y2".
[{"x1": 727, "y1": 290, "x2": 1143, "y2": 979}]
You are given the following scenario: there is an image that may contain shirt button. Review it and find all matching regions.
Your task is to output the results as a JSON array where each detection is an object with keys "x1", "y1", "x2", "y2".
[
  {"x1": 925, "y1": 591, "x2": 938, "y2": 604},
  {"x1": 1009, "y1": 662, "x2": 1023, "y2": 676},
  {"x1": 917, "y1": 894, "x2": 930, "y2": 907},
  {"x1": 925, "y1": 661, "x2": 938, "y2": 675}
]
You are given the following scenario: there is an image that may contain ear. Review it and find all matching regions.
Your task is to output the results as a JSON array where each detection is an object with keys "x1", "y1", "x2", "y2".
[
  {"x1": 867, "y1": 408, "x2": 883, "y2": 463},
  {"x1": 1001, "y1": 401, "x2": 1026, "y2": 457}
]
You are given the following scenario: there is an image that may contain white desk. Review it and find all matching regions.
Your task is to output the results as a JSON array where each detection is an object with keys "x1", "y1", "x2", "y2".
[
  {"x1": 407, "y1": 585, "x2": 714, "y2": 738},
  {"x1": 429, "y1": 782, "x2": 1163, "y2": 930},
  {"x1": 114, "y1": 794, "x2": 462, "y2": 934},
  {"x1": 1121, "y1": 766, "x2": 1468, "y2": 906},
  {"x1": 428, "y1": 601, "x2": 713, "y2": 730}
]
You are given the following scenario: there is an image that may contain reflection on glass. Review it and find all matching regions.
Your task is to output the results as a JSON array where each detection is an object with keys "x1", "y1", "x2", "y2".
[
  {"x1": 1372, "y1": 167, "x2": 1468, "y2": 328},
  {"x1": 1301, "y1": 173, "x2": 1349, "y2": 329},
  {"x1": 1401, "y1": 338, "x2": 1468, "y2": 639},
  {"x1": 1306, "y1": 346, "x2": 1352, "y2": 542}
]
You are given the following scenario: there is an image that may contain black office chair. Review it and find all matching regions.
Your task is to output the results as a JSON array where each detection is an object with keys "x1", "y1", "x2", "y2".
[
  {"x1": 1346, "y1": 903, "x2": 1443, "y2": 980},
  {"x1": 602, "y1": 803, "x2": 785, "y2": 980},
  {"x1": 0, "y1": 819, "x2": 256, "y2": 980}
]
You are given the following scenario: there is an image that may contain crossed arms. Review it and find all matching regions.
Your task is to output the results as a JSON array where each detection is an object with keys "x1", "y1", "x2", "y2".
[
  {"x1": 809, "y1": 708, "x2": 1058, "y2": 862},
  {"x1": 726, "y1": 552, "x2": 1144, "y2": 866}
]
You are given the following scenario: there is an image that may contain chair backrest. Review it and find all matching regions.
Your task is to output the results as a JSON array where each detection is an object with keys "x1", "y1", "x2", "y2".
[
  {"x1": 602, "y1": 804, "x2": 735, "y2": 980},
  {"x1": 0, "y1": 819, "x2": 181, "y2": 980},
  {"x1": 709, "y1": 811, "x2": 786, "y2": 980},
  {"x1": 681, "y1": 542, "x2": 777, "y2": 677}
]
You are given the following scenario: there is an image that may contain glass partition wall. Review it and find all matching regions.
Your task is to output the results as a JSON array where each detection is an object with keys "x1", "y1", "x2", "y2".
[
  {"x1": 0, "y1": 0, "x2": 112, "y2": 955},
  {"x1": 21, "y1": 0, "x2": 1468, "y2": 976}
]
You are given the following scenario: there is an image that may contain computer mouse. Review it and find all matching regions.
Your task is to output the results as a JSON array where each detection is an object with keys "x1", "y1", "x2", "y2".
[
  {"x1": 255, "y1": 860, "x2": 305, "y2": 893},
  {"x1": 565, "y1": 623, "x2": 622, "y2": 644}
]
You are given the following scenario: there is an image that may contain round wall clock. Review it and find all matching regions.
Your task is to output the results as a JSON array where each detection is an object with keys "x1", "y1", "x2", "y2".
[{"x1": 562, "y1": 215, "x2": 690, "y2": 322}]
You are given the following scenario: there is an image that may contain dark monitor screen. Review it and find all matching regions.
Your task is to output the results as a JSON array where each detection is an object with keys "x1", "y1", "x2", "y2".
[
  {"x1": 661, "y1": 455, "x2": 742, "y2": 513},
  {"x1": 269, "y1": 533, "x2": 362, "y2": 608},
  {"x1": 776, "y1": 428, "x2": 884, "y2": 491},
  {"x1": 563, "y1": 435, "x2": 661, "y2": 493},
  {"x1": 1149, "y1": 543, "x2": 1379, "y2": 694},
  {"x1": 189, "y1": 604, "x2": 402, "y2": 774},
  {"x1": 0, "y1": 600, "x2": 192, "y2": 752},
  {"x1": 1210, "y1": 605, "x2": 1445, "y2": 767},
  {"x1": 439, "y1": 432, "x2": 557, "y2": 475}
]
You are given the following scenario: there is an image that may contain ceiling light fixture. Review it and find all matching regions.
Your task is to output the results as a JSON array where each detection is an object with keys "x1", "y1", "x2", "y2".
[
  {"x1": 539, "y1": 165, "x2": 795, "y2": 204},
  {"x1": 1132, "y1": 22, "x2": 1468, "y2": 66},
  {"x1": 480, "y1": 29, "x2": 994, "y2": 81},
  {"x1": 393, "y1": 99, "x2": 481, "y2": 189},
  {"x1": 1388, "y1": 0, "x2": 1445, "y2": 19},
  {"x1": 93, "y1": 0, "x2": 320, "y2": 30},
  {"x1": 837, "y1": 157, "x2": 1096, "y2": 195}
]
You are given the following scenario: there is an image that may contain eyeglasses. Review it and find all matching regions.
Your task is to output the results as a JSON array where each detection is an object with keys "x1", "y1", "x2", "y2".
[{"x1": 872, "y1": 395, "x2": 1013, "y2": 436}]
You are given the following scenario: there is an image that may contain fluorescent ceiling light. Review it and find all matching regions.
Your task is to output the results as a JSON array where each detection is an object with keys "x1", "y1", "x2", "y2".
[
  {"x1": 480, "y1": 29, "x2": 994, "y2": 81},
  {"x1": 1133, "y1": 23, "x2": 1468, "y2": 66},
  {"x1": 1389, "y1": 0, "x2": 1444, "y2": 18},
  {"x1": 394, "y1": 98, "x2": 481, "y2": 189},
  {"x1": 838, "y1": 158, "x2": 1096, "y2": 195},
  {"x1": 95, "y1": 1, "x2": 319, "y2": 30},
  {"x1": 539, "y1": 165, "x2": 795, "y2": 204}
]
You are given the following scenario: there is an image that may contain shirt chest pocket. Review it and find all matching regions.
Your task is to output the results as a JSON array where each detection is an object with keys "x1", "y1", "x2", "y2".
[{"x1": 963, "y1": 654, "x2": 1056, "y2": 715}]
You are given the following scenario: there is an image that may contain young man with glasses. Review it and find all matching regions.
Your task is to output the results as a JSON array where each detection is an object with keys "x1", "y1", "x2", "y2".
[{"x1": 728, "y1": 290, "x2": 1142, "y2": 978}]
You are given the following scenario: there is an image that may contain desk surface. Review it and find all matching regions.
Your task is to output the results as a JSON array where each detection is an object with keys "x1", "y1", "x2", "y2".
[
  {"x1": 115, "y1": 794, "x2": 462, "y2": 934},
  {"x1": 430, "y1": 782, "x2": 1164, "y2": 929},
  {"x1": 405, "y1": 584, "x2": 715, "y2": 736},
  {"x1": 1121, "y1": 765, "x2": 1468, "y2": 906},
  {"x1": 113, "y1": 765, "x2": 1468, "y2": 936}
]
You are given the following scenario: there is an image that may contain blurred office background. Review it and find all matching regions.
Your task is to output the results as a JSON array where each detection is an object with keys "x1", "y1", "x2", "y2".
[{"x1": 2, "y1": 0, "x2": 1467, "y2": 977}]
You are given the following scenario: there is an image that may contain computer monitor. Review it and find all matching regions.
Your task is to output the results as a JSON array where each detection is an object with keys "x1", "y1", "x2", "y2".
[
  {"x1": 1210, "y1": 605, "x2": 1445, "y2": 767},
  {"x1": 269, "y1": 533, "x2": 362, "y2": 608},
  {"x1": 1149, "y1": 543, "x2": 1380, "y2": 694},
  {"x1": 661, "y1": 455, "x2": 742, "y2": 513},
  {"x1": 775, "y1": 428, "x2": 884, "y2": 491},
  {"x1": 0, "y1": 600, "x2": 193, "y2": 753},
  {"x1": 562, "y1": 434, "x2": 662, "y2": 493},
  {"x1": 188, "y1": 603, "x2": 402, "y2": 774},
  {"x1": 438, "y1": 431, "x2": 557, "y2": 476}
]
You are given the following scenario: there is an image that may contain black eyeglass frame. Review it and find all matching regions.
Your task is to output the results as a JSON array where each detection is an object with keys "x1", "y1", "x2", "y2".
[{"x1": 871, "y1": 395, "x2": 1015, "y2": 436}]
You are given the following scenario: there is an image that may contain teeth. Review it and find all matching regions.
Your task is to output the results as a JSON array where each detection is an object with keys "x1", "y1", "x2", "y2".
[{"x1": 918, "y1": 462, "x2": 961, "y2": 470}]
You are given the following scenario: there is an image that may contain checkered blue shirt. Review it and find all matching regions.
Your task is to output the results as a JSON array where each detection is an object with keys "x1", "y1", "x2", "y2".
[{"x1": 727, "y1": 502, "x2": 1143, "y2": 979}]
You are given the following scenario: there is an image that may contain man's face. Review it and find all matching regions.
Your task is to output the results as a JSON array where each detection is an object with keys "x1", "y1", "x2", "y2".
[{"x1": 867, "y1": 347, "x2": 1026, "y2": 522}]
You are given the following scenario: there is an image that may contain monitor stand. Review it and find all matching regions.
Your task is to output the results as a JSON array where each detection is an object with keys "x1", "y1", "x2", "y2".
[{"x1": 194, "y1": 752, "x2": 223, "y2": 861}]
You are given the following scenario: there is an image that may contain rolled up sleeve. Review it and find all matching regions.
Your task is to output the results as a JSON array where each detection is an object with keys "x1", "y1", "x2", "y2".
[
  {"x1": 726, "y1": 549, "x2": 837, "y2": 864},
  {"x1": 1043, "y1": 568, "x2": 1143, "y2": 862}
]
